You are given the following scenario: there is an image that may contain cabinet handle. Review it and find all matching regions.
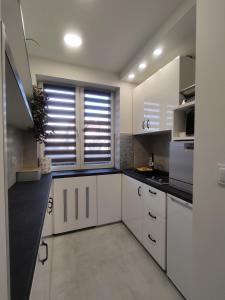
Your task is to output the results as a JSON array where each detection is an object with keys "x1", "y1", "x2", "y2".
[
  {"x1": 75, "y1": 188, "x2": 78, "y2": 220},
  {"x1": 142, "y1": 120, "x2": 146, "y2": 130},
  {"x1": 147, "y1": 120, "x2": 150, "y2": 129},
  {"x1": 63, "y1": 189, "x2": 67, "y2": 223},
  {"x1": 168, "y1": 195, "x2": 192, "y2": 209},
  {"x1": 148, "y1": 234, "x2": 156, "y2": 244},
  {"x1": 149, "y1": 189, "x2": 157, "y2": 195},
  {"x1": 47, "y1": 197, "x2": 53, "y2": 215},
  {"x1": 138, "y1": 186, "x2": 142, "y2": 197},
  {"x1": 86, "y1": 187, "x2": 89, "y2": 218},
  {"x1": 38, "y1": 240, "x2": 48, "y2": 265},
  {"x1": 148, "y1": 211, "x2": 157, "y2": 219}
]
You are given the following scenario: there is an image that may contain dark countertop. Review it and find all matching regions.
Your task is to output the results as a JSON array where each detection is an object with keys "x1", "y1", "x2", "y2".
[
  {"x1": 123, "y1": 169, "x2": 192, "y2": 204},
  {"x1": 52, "y1": 168, "x2": 121, "y2": 179},
  {"x1": 8, "y1": 174, "x2": 52, "y2": 300}
]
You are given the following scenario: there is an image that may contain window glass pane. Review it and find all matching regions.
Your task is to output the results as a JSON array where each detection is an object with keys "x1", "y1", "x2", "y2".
[
  {"x1": 83, "y1": 89, "x2": 112, "y2": 165},
  {"x1": 44, "y1": 84, "x2": 76, "y2": 166}
]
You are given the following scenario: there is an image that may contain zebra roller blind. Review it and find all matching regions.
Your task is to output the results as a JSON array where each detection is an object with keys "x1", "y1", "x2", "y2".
[
  {"x1": 83, "y1": 89, "x2": 112, "y2": 164},
  {"x1": 44, "y1": 84, "x2": 76, "y2": 166},
  {"x1": 44, "y1": 84, "x2": 114, "y2": 168}
]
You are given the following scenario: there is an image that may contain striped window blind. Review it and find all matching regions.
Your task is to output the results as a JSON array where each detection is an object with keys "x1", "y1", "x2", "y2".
[
  {"x1": 83, "y1": 89, "x2": 112, "y2": 165},
  {"x1": 44, "y1": 84, "x2": 76, "y2": 166}
]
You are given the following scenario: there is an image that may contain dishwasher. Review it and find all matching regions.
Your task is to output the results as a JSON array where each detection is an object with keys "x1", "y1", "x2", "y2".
[{"x1": 167, "y1": 194, "x2": 192, "y2": 300}]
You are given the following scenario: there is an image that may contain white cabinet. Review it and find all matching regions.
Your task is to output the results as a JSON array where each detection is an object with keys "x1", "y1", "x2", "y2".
[
  {"x1": 97, "y1": 174, "x2": 122, "y2": 225},
  {"x1": 53, "y1": 176, "x2": 97, "y2": 234},
  {"x1": 30, "y1": 207, "x2": 53, "y2": 300},
  {"x1": 167, "y1": 194, "x2": 192, "y2": 300},
  {"x1": 122, "y1": 175, "x2": 143, "y2": 242},
  {"x1": 133, "y1": 56, "x2": 195, "y2": 135},
  {"x1": 42, "y1": 185, "x2": 54, "y2": 237},
  {"x1": 142, "y1": 184, "x2": 166, "y2": 270},
  {"x1": 30, "y1": 237, "x2": 53, "y2": 300},
  {"x1": 122, "y1": 175, "x2": 167, "y2": 269}
]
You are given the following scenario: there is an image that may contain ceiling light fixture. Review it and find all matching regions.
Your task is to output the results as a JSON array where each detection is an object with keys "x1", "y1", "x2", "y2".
[
  {"x1": 128, "y1": 73, "x2": 135, "y2": 80},
  {"x1": 153, "y1": 48, "x2": 163, "y2": 56},
  {"x1": 64, "y1": 33, "x2": 82, "y2": 48},
  {"x1": 139, "y1": 62, "x2": 147, "y2": 70}
]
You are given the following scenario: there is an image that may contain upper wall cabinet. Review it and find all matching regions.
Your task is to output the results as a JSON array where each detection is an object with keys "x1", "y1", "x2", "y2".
[
  {"x1": 133, "y1": 56, "x2": 195, "y2": 135},
  {"x1": 2, "y1": 0, "x2": 33, "y2": 97}
]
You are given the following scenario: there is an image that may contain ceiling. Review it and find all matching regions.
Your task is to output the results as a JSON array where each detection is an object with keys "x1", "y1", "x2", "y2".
[{"x1": 21, "y1": 0, "x2": 186, "y2": 75}]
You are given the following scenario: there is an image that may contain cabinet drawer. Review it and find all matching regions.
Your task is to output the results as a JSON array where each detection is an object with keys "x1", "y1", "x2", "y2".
[
  {"x1": 142, "y1": 217, "x2": 166, "y2": 270},
  {"x1": 143, "y1": 184, "x2": 166, "y2": 219}
]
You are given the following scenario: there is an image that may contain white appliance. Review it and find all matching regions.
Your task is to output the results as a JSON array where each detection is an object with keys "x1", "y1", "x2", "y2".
[{"x1": 167, "y1": 194, "x2": 192, "y2": 300}]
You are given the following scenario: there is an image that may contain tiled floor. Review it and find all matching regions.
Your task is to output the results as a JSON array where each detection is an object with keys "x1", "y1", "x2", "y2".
[{"x1": 50, "y1": 223, "x2": 184, "y2": 300}]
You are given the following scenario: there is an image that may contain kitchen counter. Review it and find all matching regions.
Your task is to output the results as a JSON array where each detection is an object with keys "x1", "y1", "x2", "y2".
[
  {"x1": 52, "y1": 168, "x2": 121, "y2": 179},
  {"x1": 8, "y1": 174, "x2": 52, "y2": 300},
  {"x1": 123, "y1": 169, "x2": 192, "y2": 204}
]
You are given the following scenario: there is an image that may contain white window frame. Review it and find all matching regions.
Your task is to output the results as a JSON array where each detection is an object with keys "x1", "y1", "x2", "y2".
[{"x1": 42, "y1": 83, "x2": 115, "y2": 171}]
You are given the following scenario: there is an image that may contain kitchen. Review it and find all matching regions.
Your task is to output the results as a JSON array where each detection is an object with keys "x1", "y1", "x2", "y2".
[{"x1": 0, "y1": 1, "x2": 225, "y2": 300}]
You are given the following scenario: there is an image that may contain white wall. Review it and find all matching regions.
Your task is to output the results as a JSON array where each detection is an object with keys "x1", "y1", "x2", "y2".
[
  {"x1": 193, "y1": 1, "x2": 225, "y2": 299},
  {"x1": 29, "y1": 56, "x2": 134, "y2": 134}
]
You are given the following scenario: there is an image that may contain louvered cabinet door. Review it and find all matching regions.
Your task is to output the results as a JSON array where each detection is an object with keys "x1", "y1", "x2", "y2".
[{"x1": 53, "y1": 177, "x2": 97, "y2": 234}]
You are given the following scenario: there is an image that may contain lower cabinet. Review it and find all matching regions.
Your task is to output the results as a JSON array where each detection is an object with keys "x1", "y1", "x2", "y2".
[
  {"x1": 42, "y1": 185, "x2": 54, "y2": 237},
  {"x1": 122, "y1": 175, "x2": 143, "y2": 242},
  {"x1": 142, "y1": 183, "x2": 166, "y2": 270},
  {"x1": 30, "y1": 228, "x2": 53, "y2": 300},
  {"x1": 122, "y1": 175, "x2": 167, "y2": 270},
  {"x1": 53, "y1": 176, "x2": 97, "y2": 234},
  {"x1": 167, "y1": 194, "x2": 192, "y2": 299},
  {"x1": 97, "y1": 174, "x2": 122, "y2": 225}
]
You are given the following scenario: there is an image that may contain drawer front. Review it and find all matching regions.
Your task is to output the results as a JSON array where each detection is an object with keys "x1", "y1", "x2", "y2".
[
  {"x1": 143, "y1": 184, "x2": 166, "y2": 219},
  {"x1": 142, "y1": 217, "x2": 166, "y2": 270}
]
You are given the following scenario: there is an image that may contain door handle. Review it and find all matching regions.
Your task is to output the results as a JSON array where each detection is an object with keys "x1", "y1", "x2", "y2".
[
  {"x1": 142, "y1": 120, "x2": 146, "y2": 130},
  {"x1": 149, "y1": 189, "x2": 157, "y2": 195},
  {"x1": 168, "y1": 195, "x2": 192, "y2": 209},
  {"x1": 38, "y1": 240, "x2": 48, "y2": 265},
  {"x1": 47, "y1": 197, "x2": 53, "y2": 214},
  {"x1": 148, "y1": 234, "x2": 156, "y2": 243},
  {"x1": 148, "y1": 211, "x2": 157, "y2": 219},
  {"x1": 138, "y1": 186, "x2": 142, "y2": 197},
  {"x1": 147, "y1": 120, "x2": 150, "y2": 129}
]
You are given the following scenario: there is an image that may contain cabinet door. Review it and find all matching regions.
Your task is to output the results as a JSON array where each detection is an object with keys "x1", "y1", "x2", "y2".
[
  {"x1": 142, "y1": 183, "x2": 166, "y2": 269},
  {"x1": 133, "y1": 59, "x2": 181, "y2": 134},
  {"x1": 122, "y1": 175, "x2": 143, "y2": 242},
  {"x1": 30, "y1": 237, "x2": 53, "y2": 300},
  {"x1": 144, "y1": 72, "x2": 163, "y2": 133},
  {"x1": 42, "y1": 185, "x2": 54, "y2": 237},
  {"x1": 133, "y1": 83, "x2": 145, "y2": 134},
  {"x1": 142, "y1": 217, "x2": 166, "y2": 270},
  {"x1": 167, "y1": 195, "x2": 192, "y2": 299},
  {"x1": 97, "y1": 174, "x2": 122, "y2": 225},
  {"x1": 142, "y1": 184, "x2": 166, "y2": 219},
  {"x1": 53, "y1": 176, "x2": 97, "y2": 234},
  {"x1": 157, "y1": 59, "x2": 179, "y2": 131}
]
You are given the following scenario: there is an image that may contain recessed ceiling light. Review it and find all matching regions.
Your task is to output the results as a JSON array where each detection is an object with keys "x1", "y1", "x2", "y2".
[
  {"x1": 64, "y1": 33, "x2": 82, "y2": 48},
  {"x1": 128, "y1": 73, "x2": 135, "y2": 80},
  {"x1": 153, "y1": 48, "x2": 163, "y2": 56},
  {"x1": 139, "y1": 62, "x2": 147, "y2": 70}
]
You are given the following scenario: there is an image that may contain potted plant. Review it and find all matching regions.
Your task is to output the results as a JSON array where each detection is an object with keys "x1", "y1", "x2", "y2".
[
  {"x1": 29, "y1": 86, "x2": 54, "y2": 173},
  {"x1": 29, "y1": 85, "x2": 53, "y2": 144}
]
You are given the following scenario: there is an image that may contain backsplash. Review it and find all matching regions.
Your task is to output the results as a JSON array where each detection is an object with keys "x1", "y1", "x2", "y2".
[
  {"x1": 119, "y1": 133, "x2": 134, "y2": 169},
  {"x1": 7, "y1": 126, "x2": 23, "y2": 188},
  {"x1": 7, "y1": 126, "x2": 38, "y2": 188},
  {"x1": 133, "y1": 132, "x2": 171, "y2": 172}
]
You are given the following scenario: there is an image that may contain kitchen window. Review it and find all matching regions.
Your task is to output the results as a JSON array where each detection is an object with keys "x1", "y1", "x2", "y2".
[{"x1": 44, "y1": 83, "x2": 114, "y2": 170}]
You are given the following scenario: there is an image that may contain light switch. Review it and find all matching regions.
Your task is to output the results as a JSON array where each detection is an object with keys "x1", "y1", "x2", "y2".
[{"x1": 218, "y1": 164, "x2": 225, "y2": 186}]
